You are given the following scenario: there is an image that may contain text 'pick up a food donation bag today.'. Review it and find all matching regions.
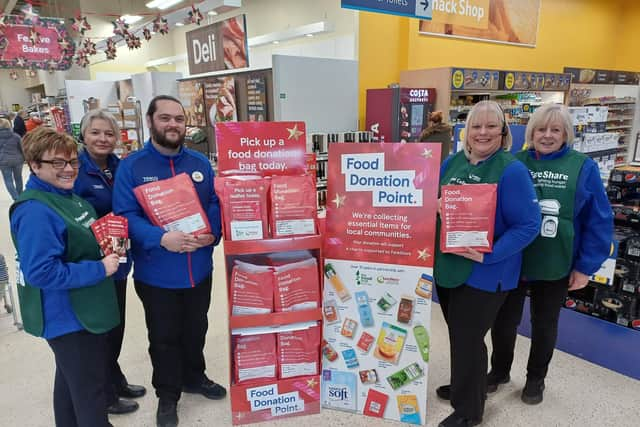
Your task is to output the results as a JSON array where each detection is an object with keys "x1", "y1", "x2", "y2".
[{"x1": 440, "y1": 184, "x2": 497, "y2": 253}]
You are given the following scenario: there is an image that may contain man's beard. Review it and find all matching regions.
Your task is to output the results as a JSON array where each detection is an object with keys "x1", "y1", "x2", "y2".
[{"x1": 151, "y1": 124, "x2": 185, "y2": 150}]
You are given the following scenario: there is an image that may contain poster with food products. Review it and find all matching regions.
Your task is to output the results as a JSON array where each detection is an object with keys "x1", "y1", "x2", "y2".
[
  {"x1": 247, "y1": 75, "x2": 268, "y2": 121},
  {"x1": 204, "y1": 76, "x2": 237, "y2": 126},
  {"x1": 178, "y1": 80, "x2": 206, "y2": 127},
  {"x1": 322, "y1": 143, "x2": 441, "y2": 425}
]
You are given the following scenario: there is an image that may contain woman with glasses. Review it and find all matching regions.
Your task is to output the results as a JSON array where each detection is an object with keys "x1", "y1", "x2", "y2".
[
  {"x1": 74, "y1": 110, "x2": 146, "y2": 416},
  {"x1": 434, "y1": 101, "x2": 541, "y2": 427},
  {"x1": 10, "y1": 127, "x2": 120, "y2": 426}
]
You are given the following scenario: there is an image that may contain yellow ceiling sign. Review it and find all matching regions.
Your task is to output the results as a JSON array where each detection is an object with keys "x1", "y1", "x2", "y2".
[{"x1": 432, "y1": 0, "x2": 490, "y2": 29}]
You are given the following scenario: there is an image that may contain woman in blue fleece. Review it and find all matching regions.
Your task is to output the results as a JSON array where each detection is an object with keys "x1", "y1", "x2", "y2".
[
  {"x1": 488, "y1": 103, "x2": 613, "y2": 405},
  {"x1": 10, "y1": 127, "x2": 120, "y2": 427},
  {"x1": 74, "y1": 109, "x2": 146, "y2": 415},
  {"x1": 434, "y1": 101, "x2": 541, "y2": 427}
]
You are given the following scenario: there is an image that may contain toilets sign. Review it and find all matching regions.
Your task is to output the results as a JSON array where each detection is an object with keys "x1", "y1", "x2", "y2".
[{"x1": 186, "y1": 15, "x2": 248, "y2": 75}]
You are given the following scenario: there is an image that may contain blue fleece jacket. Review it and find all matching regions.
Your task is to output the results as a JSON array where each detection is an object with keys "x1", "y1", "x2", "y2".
[
  {"x1": 112, "y1": 141, "x2": 221, "y2": 289},
  {"x1": 440, "y1": 153, "x2": 541, "y2": 292},
  {"x1": 74, "y1": 150, "x2": 131, "y2": 280},
  {"x1": 522, "y1": 145, "x2": 613, "y2": 276},
  {"x1": 10, "y1": 175, "x2": 108, "y2": 339}
]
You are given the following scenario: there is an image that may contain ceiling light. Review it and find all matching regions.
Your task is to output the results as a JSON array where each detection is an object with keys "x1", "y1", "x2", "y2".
[
  {"x1": 175, "y1": 22, "x2": 184, "y2": 26},
  {"x1": 59, "y1": 19, "x2": 65, "y2": 24},
  {"x1": 272, "y1": 40, "x2": 280, "y2": 45},
  {"x1": 305, "y1": 34, "x2": 314, "y2": 37},
  {"x1": 248, "y1": 21, "x2": 334, "y2": 47},
  {"x1": 121, "y1": 15, "x2": 143, "y2": 25},
  {"x1": 208, "y1": 10, "x2": 218, "y2": 16},
  {"x1": 146, "y1": 0, "x2": 183, "y2": 10}
]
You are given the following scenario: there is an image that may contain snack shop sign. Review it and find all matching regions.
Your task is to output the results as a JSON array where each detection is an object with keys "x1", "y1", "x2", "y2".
[{"x1": 341, "y1": 0, "x2": 432, "y2": 20}]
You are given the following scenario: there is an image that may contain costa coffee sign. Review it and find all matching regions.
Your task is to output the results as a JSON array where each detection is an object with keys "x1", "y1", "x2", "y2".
[
  {"x1": 186, "y1": 15, "x2": 248, "y2": 75},
  {"x1": 0, "y1": 16, "x2": 75, "y2": 70}
]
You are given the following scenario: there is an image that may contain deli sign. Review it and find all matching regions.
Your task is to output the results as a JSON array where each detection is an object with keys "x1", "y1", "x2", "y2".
[{"x1": 186, "y1": 15, "x2": 248, "y2": 75}]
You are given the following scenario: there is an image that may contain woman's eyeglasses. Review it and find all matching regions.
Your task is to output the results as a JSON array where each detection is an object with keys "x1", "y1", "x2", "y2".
[{"x1": 40, "y1": 159, "x2": 80, "y2": 169}]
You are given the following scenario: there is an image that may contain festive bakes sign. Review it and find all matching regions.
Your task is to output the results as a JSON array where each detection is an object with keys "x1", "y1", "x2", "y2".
[
  {"x1": 215, "y1": 122, "x2": 307, "y2": 175},
  {"x1": 322, "y1": 143, "x2": 440, "y2": 425},
  {"x1": 0, "y1": 16, "x2": 75, "y2": 70}
]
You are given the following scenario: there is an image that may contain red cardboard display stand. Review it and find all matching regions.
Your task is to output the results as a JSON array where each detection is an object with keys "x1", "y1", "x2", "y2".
[{"x1": 215, "y1": 122, "x2": 323, "y2": 425}]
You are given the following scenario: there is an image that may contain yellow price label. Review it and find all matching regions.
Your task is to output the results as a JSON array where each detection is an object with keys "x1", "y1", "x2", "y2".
[
  {"x1": 592, "y1": 275, "x2": 607, "y2": 284},
  {"x1": 452, "y1": 70, "x2": 464, "y2": 89},
  {"x1": 504, "y1": 72, "x2": 515, "y2": 90}
]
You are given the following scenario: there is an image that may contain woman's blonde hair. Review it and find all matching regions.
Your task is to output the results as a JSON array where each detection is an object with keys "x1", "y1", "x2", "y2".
[
  {"x1": 0, "y1": 118, "x2": 11, "y2": 129},
  {"x1": 525, "y1": 103, "x2": 574, "y2": 149},
  {"x1": 80, "y1": 109, "x2": 121, "y2": 141},
  {"x1": 22, "y1": 127, "x2": 77, "y2": 165},
  {"x1": 462, "y1": 100, "x2": 512, "y2": 157}
]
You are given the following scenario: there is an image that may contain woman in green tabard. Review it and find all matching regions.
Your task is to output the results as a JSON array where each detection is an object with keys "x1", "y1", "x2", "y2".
[
  {"x1": 434, "y1": 100, "x2": 541, "y2": 427},
  {"x1": 488, "y1": 103, "x2": 613, "y2": 405},
  {"x1": 10, "y1": 127, "x2": 120, "y2": 427}
]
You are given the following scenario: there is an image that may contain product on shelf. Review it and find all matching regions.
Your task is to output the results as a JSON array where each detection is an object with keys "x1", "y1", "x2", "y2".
[
  {"x1": 270, "y1": 175, "x2": 317, "y2": 237},
  {"x1": 233, "y1": 334, "x2": 277, "y2": 384},
  {"x1": 363, "y1": 388, "x2": 389, "y2": 418},
  {"x1": 277, "y1": 325, "x2": 321, "y2": 379},
  {"x1": 231, "y1": 261, "x2": 274, "y2": 315},
  {"x1": 374, "y1": 322, "x2": 407, "y2": 364},
  {"x1": 321, "y1": 370, "x2": 357, "y2": 412},
  {"x1": 273, "y1": 258, "x2": 320, "y2": 312},
  {"x1": 217, "y1": 175, "x2": 271, "y2": 241}
]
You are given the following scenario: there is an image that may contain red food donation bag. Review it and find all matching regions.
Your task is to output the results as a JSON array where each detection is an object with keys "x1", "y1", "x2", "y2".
[
  {"x1": 234, "y1": 333, "x2": 277, "y2": 384},
  {"x1": 273, "y1": 258, "x2": 320, "y2": 312},
  {"x1": 277, "y1": 325, "x2": 321, "y2": 379},
  {"x1": 231, "y1": 260, "x2": 274, "y2": 315},
  {"x1": 215, "y1": 175, "x2": 270, "y2": 241},
  {"x1": 270, "y1": 175, "x2": 317, "y2": 237},
  {"x1": 440, "y1": 184, "x2": 497, "y2": 253},
  {"x1": 133, "y1": 173, "x2": 211, "y2": 236}
]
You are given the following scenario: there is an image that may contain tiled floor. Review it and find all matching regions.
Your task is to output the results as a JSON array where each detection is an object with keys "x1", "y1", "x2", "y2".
[{"x1": 1, "y1": 167, "x2": 639, "y2": 426}]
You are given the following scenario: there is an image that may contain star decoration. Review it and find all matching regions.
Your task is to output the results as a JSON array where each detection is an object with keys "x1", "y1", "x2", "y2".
[
  {"x1": 9, "y1": 71, "x2": 18, "y2": 80},
  {"x1": 29, "y1": 28, "x2": 41, "y2": 45},
  {"x1": 153, "y1": 16, "x2": 169, "y2": 35},
  {"x1": 20, "y1": 3, "x2": 39, "y2": 23},
  {"x1": 417, "y1": 248, "x2": 431, "y2": 261},
  {"x1": 332, "y1": 193, "x2": 346, "y2": 208},
  {"x1": 306, "y1": 377, "x2": 318, "y2": 388},
  {"x1": 125, "y1": 33, "x2": 141, "y2": 49},
  {"x1": 71, "y1": 14, "x2": 91, "y2": 35},
  {"x1": 27, "y1": 69, "x2": 37, "y2": 78},
  {"x1": 286, "y1": 124, "x2": 304, "y2": 140},
  {"x1": 420, "y1": 148, "x2": 433, "y2": 159},
  {"x1": 0, "y1": 36, "x2": 8, "y2": 50},
  {"x1": 104, "y1": 39, "x2": 117, "y2": 60},
  {"x1": 57, "y1": 37, "x2": 70, "y2": 50},
  {"x1": 47, "y1": 59, "x2": 58, "y2": 70},
  {"x1": 187, "y1": 5, "x2": 204, "y2": 25},
  {"x1": 112, "y1": 18, "x2": 130, "y2": 37},
  {"x1": 75, "y1": 53, "x2": 89, "y2": 68},
  {"x1": 82, "y1": 39, "x2": 97, "y2": 55},
  {"x1": 142, "y1": 28, "x2": 152, "y2": 41},
  {"x1": 15, "y1": 57, "x2": 26, "y2": 67}
]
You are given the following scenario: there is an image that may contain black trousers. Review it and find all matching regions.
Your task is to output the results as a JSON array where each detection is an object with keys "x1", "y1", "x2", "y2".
[
  {"x1": 436, "y1": 284, "x2": 508, "y2": 420},
  {"x1": 135, "y1": 275, "x2": 212, "y2": 402},
  {"x1": 106, "y1": 279, "x2": 128, "y2": 405},
  {"x1": 47, "y1": 330, "x2": 111, "y2": 427},
  {"x1": 490, "y1": 278, "x2": 569, "y2": 381}
]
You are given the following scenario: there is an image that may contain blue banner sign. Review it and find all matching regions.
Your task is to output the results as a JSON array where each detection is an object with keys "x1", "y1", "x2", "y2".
[{"x1": 342, "y1": 0, "x2": 433, "y2": 20}]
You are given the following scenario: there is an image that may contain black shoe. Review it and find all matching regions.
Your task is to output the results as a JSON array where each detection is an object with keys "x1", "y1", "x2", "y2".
[
  {"x1": 157, "y1": 399, "x2": 178, "y2": 427},
  {"x1": 521, "y1": 378, "x2": 545, "y2": 405},
  {"x1": 436, "y1": 384, "x2": 451, "y2": 400},
  {"x1": 118, "y1": 383, "x2": 147, "y2": 399},
  {"x1": 183, "y1": 377, "x2": 227, "y2": 400},
  {"x1": 486, "y1": 371, "x2": 510, "y2": 393},
  {"x1": 107, "y1": 398, "x2": 139, "y2": 415},
  {"x1": 438, "y1": 412, "x2": 482, "y2": 427}
]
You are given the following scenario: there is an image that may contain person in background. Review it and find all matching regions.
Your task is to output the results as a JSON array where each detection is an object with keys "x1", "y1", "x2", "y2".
[
  {"x1": 25, "y1": 112, "x2": 43, "y2": 133},
  {"x1": 0, "y1": 253, "x2": 12, "y2": 313},
  {"x1": 13, "y1": 110, "x2": 27, "y2": 137},
  {"x1": 419, "y1": 110, "x2": 453, "y2": 164},
  {"x1": 113, "y1": 95, "x2": 225, "y2": 427},
  {"x1": 74, "y1": 109, "x2": 146, "y2": 416},
  {"x1": 10, "y1": 127, "x2": 120, "y2": 427},
  {"x1": 434, "y1": 100, "x2": 540, "y2": 427},
  {"x1": 0, "y1": 118, "x2": 25, "y2": 200},
  {"x1": 488, "y1": 103, "x2": 613, "y2": 405}
]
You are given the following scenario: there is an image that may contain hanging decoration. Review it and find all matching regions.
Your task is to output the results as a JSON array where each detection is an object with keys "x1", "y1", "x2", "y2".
[
  {"x1": 29, "y1": 28, "x2": 41, "y2": 45},
  {"x1": 57, "y1": 36, "x2": 71, "y2": 51},
  {"x1": 70, "y1": 14, "x2": 92, "y2": 35},
  {"x1": 19, "y1": 3, "x2": 39, "y2": 23},
  {"x1": 187, "y1": 5, "x2": 204, "y2": 25},
  {"x1": 104, "y1": 38, "x2": 117, "y2": 60},
  {"x1": 112, "y1": 18, "x2": 130, "y2": 37},
  {"x1": 26, "y1": 69, "x2": 37, "y2": 78},
  {"x1": 142, "y1": 27, "x2": 152, "y2": 41},
  {"x1": 74, "y1": 52, "x2": 89, "y2": 68},
  {"x1": 14, "y1": 57, "x2": 26, "y2": 67},
  {"x1": 82, "y1": 38, "x2": 97, "y2": 55},
  {"x1": 152, "y1": 16, "x2": 169, "y2": 35},
  {"x1": 125, "y1": 32, "x2": 141, "y2": 49},
  {"x1": 9, "y1": 71, "x2": 18, "y2": 80}
]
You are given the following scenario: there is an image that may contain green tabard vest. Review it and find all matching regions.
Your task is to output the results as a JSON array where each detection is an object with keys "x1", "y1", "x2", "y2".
[
  {"x1": 434, "y1": 150, "x2": 516, "y2": 288},
  {"x1": 10, "y1": 190, "x2": 119, "y2": 337},
  {"x1": 516, "y1": 149, "x2": 586, "y2": 280}
]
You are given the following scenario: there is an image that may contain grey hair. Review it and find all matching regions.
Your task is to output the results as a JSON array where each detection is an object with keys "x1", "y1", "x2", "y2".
[
  {"x1": 525, "y1": 103, "x2": 574, "y2": 149},
  {"x1": 0, "y1": 118, "x2": 11, "y2": 128},
  {"x1": 80, "y1": 109, "x2": 121, "y2": 141},
  {"x1": 462, "y1": 100, "x2": 512, "y2": 157}
]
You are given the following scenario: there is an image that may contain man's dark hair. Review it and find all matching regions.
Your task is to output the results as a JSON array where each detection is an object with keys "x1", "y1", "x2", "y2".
[{"x1": 146, "y1": 95, "x2": 184, "y2": 118}]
